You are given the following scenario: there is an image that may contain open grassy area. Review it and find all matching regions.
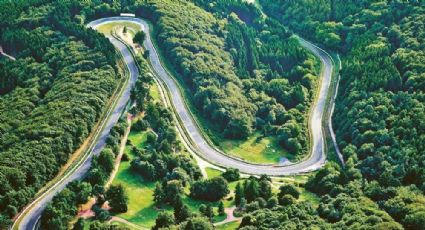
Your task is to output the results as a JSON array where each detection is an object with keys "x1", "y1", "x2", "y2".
[
  {"x1": 111, "y1": 131, "x2": 235, "y2": 228},
  {"x1": 111, "y1": 131, "x2": 159, "y2": 228},
  {"x1": 205, "y1": 167, "x2": 222, "y2": 179},
  {"x1": 96, "y1": 21, "x2": 141, "y2": 35},
  {"x1": 217, "y1": 221, "x2": 241, "y2": 230},
  {"x1": 220, "y1": 131, "x2": 293, "y2": 164}
]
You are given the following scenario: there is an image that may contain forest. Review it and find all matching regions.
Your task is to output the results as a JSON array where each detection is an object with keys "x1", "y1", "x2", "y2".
[
  {"x1": 2, "y1": 0, "x2": 425, "y2": 229},
  {"x1": 135, "y1": 0, "x2": 319, "y2": 157},
  {"x1": 0, "y1": 0, "x2": 121, "y2": 227},
  {"x1": 249, "y1": 0, "x2": 425, "y2": 229}
]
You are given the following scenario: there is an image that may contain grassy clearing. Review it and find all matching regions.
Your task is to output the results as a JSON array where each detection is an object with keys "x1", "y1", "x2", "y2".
[
  {"x1": 217, "y1": 221, "x2": 241, "y2": 230},
  {"x1": 220, "y1": 131, "x2": 293, "y2": 164},
  {"x1": 112, "y1": 131, "x2": 159, "y2": 228},
  {"x1": 96, "y1": 21, "x2": 141, "y2": 35},
  {"x1": 149, "y1": 83, "x2": 161, "y2": 103},
  {"x1": 111, "y1": 131, "x2": 236, "y2": 228},
  {"x1": 300, "y1": 188, "x2": 320, "y2": 206},
  {"x1": 205, "y1": 167, "x2": 222, "y2": 179}
]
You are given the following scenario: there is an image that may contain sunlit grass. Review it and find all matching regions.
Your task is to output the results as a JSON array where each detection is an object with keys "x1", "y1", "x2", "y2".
[
  {"x1": 216, "y1": 220, "x2": 241, "y2": 230},
  {"x1": 96, "y1": 21, "x2": 141, "y2": 35},
  {"x1": 205, "y1": 167, "x2": 222, "y2": 179},
  {"x1": 219, "y1": 132, "x2": 293, "y2": 164}
]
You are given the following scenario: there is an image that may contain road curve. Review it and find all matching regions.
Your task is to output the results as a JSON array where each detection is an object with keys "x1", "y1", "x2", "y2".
[
  {"x1": 15, "y1": 16, "x2": 338, "y2": 230},
  {"x1": 14, "y1": 36, "x2": 137, "y2": 230},
  {"x1": 88, "y1": 17, "x2": 335, "y2": 175}
]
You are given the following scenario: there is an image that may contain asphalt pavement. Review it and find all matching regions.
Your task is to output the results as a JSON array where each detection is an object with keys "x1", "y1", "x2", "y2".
[{"x1": 15, "y1": 16, "x2": 337, "y2": 230}]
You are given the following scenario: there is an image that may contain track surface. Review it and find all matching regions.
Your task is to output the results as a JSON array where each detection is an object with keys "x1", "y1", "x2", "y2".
[
  {"x1": 15, "y1": 34, "x2": 137, "y2": 230},
  {"x1": 15, "y1": 16, "x2": 337, "y2": 229},
  {"x1": 89, "y1": 17, "x2": 333, "y2": 175}
]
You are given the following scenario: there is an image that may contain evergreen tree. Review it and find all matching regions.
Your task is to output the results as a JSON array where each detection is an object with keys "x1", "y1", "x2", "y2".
[
  {"x1": 205, "y1": 204, "x2": 214, "y2": 220},
  {"x1": 174, "y1": 196, "x2": 191, "y2": 223},
  {"x1": 106, "y1": 184, "x2": 128, "y2": 213},
  {"x1": 235, "y1": 182, "x2": 244, "y2": 206},
  {"x1": 244, "y1": 180, "x2": 260, "y2": 203},
  {"x1": 153, "y1": 211, "x2": 174, "y2": 230},
  {"x1": 218, "y1": 201, "x2": 225, "y2": 216},
  {"x1": 153, "y1": 183, "x2": 165, "y2": 204}
]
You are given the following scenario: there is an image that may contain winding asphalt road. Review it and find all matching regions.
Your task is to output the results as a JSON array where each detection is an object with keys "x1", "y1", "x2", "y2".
[
  {"x1": 89, "y1": 17, "x2": 334, "y2": 175},
  {"x1": 14, "y1": 16, "x2": 339, "y2": 229},
  {"x1": 14, "y1": 28, "x2": 138, "y2": 230}
]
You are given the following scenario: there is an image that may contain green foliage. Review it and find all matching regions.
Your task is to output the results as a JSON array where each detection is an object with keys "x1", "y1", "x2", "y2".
[
  {"x1": 0, "y1": 0, "x2": 121, "y2": 225},
  {"x1": 173, "y1": 196, "x2": 191, "y2": 223},
  {"x1": 221, "y1": 168, "x2": 240, "y2": 182},
  {"x1": 137, "y1": 0, "x2": 317, "y2": 146},
  {"x1": 178, "y1": 217, "x2": 213, "y2": 230},
  {"x1": 240, "y1": 203, "x2": 329, "y2": 229},
  {"x1": 133, "y1": 30, "x2": 146, "y2": 44},
  {"x1": 153, "y1": 211, "x2": 174, "y2": 230},
  {"x1": 278, "y1": 184, "x2": 300, "y2": 201},
  {"x1": 190, "y1": 177, "x2": 229, "y2": 202},
  {"x1": 40, "y1": 181, "x2": 92, "y2": 229},
  {"x1": 218, "y1": 201, "x2": 225, "y2": 216},
  {"x1": 259, "y1": 1, "x2": 425, "y2": 228},
  {"x1": 106, "y1": 184, "x2": 128, "y2": 213}
]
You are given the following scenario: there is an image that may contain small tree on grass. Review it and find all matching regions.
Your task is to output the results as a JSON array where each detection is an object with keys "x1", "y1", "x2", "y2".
[
  {"x1": 153, "y1": 211, "x2": 174, "y2": 230},
  {"x1": 190, "y1": 177, "x2": 229, "y2": 201},
  {"x1": 123, "y1": 26, "x2": 127, "y2": 33},
  {"x1": 173, "y1": 196, "x2": 191, "y2": 223},
  {"x1": 278, "y1": 184, "x2": 300, "y2": 199},
  {"x1": 181, "y1": 217, "x2": 213, "y2": 230},
  {"x1": 235, "y1": 182, "x2": 243, "y2": 206},
  {"x1": 218, "y1": 201, "x2": 225, "y2": 216},
  {"x1": 153, "y1": 183, "x2": 165, "y2": 204},
  {"x1": 200, "y1": 204, "x2": 214, "y2": 221},
  {"x1": 221, "y1": 168, "x2": 240, "y2": 182},
  {"x1": 106, "y1": 184, "x2": 128, "y2": 213},
  {"x1": 133, "y1": 31, "x2": 146, "y2": 44}
]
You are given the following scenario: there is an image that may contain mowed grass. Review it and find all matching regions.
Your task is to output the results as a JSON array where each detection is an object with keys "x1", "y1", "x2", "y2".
[
  {"x1": 112, "y1": 132, "x2": 234, "y2": 228},
  {"x1": 217, "y1": 221, "x2": 241, "y2": 230},
  {"x1": 149, "y1": 83, "x2": 161, "y2": 103},
  {"x1": 96, "y1": 21, "x2": 141, "y2": 35},
  {"x1": 220, "y1": 132, "x2": 294, "y2": 164},
  {"x1": 205, "y1": 167, "x2": 222, "y2": 179},
  {"x1": 112, "y1": 131, "x2": 160, "y2": 228}
]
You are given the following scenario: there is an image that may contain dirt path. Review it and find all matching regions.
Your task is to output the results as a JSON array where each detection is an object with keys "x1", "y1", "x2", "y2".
[
  {"x1": 109, "y1": 216, "x2": 148, "y2": 230},
  {"x1": 105, "y1": 114, "x2": 132, "y2": 189},
  {"x1": 214, "y1": 207, "x2": 241, "y2": 226}
]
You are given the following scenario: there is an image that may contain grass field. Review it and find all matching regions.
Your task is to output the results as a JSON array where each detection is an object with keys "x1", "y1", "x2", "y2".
[
  {"x1": 96, "y1": 21, "x2": 141, "y2": 35},
  {"x1": 112, "y1": 131, "x2": 159, "y2": 228},
  {"x1": 217, "y1": 221, "x2": 241, "y2": 230},
  {"x1": 111, "y1": 131, "x2": 235, "y2": 228},
  {"x1": 220, "y1": 131, "x2": 294, "y2": 164},
  {"x1": 205, "y1": 167, "x2": 222, "y2": 179}
]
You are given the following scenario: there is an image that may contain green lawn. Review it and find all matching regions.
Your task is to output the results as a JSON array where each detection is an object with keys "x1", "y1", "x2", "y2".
[
  {"x1": 217, "y1": 221, "x2": 241, "y2": 230},
  {"x1": 112, "y1": 131, "x2": 234, "y2": 228},
  {"x1": 205, "y1": 167, "x2": 222, "y2": 179},
  {"x1": 112, "y1": 131, "x2": 160, "y2": 228},
  {"x1": 149, "y1": 83, "x2": 161, "y2": 103},
  {"x1": 220, "y1": 131, "x2": 293, "y2": 164},
  {"x1": 96, "y1": 21, "x2": 141, "y2": 35}
]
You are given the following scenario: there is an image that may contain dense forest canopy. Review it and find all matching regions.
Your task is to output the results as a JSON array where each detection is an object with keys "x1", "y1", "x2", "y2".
[
  {"x1": 137, "y1": 0, "x2": 319, "y2": 158},
  {"x1": 2, "y1": 0, "x2": 425, "y2": 229},
  {"x1": 0, "y1": 0, "x2": 121, "y2": 227}
]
